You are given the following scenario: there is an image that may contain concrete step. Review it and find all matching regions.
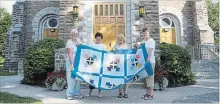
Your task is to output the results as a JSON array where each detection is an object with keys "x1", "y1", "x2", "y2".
[
  {"x1": 191, "y1": 60, "x2": 219, "y2": 73},
  {"x1": 193, "y1": 72, "x2": 219, "y2": 79}
]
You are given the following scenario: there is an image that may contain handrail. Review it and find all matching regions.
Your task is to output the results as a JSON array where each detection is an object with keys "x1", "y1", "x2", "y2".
[{"x1": 201, "y1": 45, "x2": 219, "y2": 59}]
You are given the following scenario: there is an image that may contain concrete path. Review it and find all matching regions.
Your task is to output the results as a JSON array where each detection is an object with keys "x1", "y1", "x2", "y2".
[{"x1": 0, "y1": 75, "x2": 219, "y2": 103}]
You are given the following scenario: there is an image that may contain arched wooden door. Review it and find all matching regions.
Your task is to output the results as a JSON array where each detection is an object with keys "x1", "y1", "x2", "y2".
[{"x1": 93, "y1": 3, "x2": 125, "y2": 51}]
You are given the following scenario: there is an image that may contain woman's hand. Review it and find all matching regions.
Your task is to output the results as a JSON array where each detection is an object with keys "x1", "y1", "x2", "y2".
[
  {"x1": 76, "y1": 42, "x2": 81, "y2": 46},
  {"x1": 70, "y1": 64, "x2": 74, "y2": 71},
  {"x1": 133, "y1": 43, "x2": 138, "y2": 49},
  {"x1": 147, "y1": 57, "x2": 150, "y2": 62}
]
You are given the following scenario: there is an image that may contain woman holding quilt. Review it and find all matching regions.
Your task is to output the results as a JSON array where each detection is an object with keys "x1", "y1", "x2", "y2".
[
  {"x1": 66, "y1": 28, "x2": 84, "y2": 100},
  {"x1": 114, "y1": 34, "x2": 129, "y2": 98}
]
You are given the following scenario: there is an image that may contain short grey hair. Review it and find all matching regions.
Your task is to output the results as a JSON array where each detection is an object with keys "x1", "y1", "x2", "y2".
[{"x1": 70, "y1": 28, "x2": 78, "y2": 35}]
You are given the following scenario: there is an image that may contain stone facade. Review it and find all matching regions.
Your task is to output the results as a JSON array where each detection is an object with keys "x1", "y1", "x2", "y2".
[
  {"x1": 4, "y1": 0, "x2": 214, "y2": 72},
  {"x1": 4, "y1": 1, "x2": 25, "y2": 73}
]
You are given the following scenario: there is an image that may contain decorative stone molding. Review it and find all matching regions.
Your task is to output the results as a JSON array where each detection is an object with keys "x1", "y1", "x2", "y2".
[{"x1": 32, "y1": 7, "x2": 59, "y2": 42}]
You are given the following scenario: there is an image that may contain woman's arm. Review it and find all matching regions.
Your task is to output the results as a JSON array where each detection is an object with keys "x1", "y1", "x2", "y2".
[
  {"x1": 67, "y1": 48, "x2": 74, "y2": 69},
  {"x1": 147, "y1": 48, "x2": 153, "y2": 62}
]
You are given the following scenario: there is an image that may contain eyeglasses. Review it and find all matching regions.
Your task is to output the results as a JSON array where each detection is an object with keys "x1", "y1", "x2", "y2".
[
  {"x1": 140, "y1": 32, "x2": 148, "y2": 37},
  {"x1": 140, "y1": 34, "x2": 145, "y2": 37}
]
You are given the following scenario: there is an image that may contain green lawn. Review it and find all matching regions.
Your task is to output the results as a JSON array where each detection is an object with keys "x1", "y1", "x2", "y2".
[
  {"x1": 0, "y1": 66, "x2": 17, "y2": 76},
  {"x1": 0, "y1": 92, "x2": 42, "y2": 104}
]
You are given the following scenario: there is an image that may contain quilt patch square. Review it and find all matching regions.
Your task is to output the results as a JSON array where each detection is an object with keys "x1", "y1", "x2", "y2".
[
  {"x1": 102, "y1": 54, "x2": 124, "y2": 76},
  {"x1": 100, "y1": 77, "x2": 124, "y2": 89},
  {"x1": 78, "y1": 49, "x2": 102, "y2": 74}
]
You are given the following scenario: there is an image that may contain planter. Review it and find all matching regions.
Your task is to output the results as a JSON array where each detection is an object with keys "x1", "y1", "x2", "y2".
[
  {"x1": 154, "y1": 77, "x2": 169, "y2": 91},
  {"x1": 46, "y1": 78, "x2": 66, "y2": 91}
]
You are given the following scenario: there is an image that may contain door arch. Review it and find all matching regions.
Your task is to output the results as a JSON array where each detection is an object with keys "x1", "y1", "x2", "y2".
[{"x1": 159, "y1": 14, "x2": 181, "y2": 45}]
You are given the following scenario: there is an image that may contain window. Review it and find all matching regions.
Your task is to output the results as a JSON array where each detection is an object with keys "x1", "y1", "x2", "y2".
[
  {"x1": 120, "y1": 4, "x2": 123, "y2": 15},
  {"x1": 160, "y1": 18, "x2": 172, "y2": 27},
  {"x1": 115, "y1": 5, "x2": 118, "y2": 15},
  {"x1": 100, "y1": 5, "x2": 103, "y2": 16},
  {"x1": 95, "y1": 5, "x2": 98, "y2": 16},
  {"x1": 48, "y1": 18, "x2": 58, "y2": 27},
  {"x1": 110, "y1": 5, "x2": 113, "y2": 15},
  {"x1": 105, "y1": 5, "x2": 108, "y2": 16}
]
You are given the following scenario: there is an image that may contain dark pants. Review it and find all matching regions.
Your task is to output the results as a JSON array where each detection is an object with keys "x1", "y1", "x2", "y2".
[{"x1": 89, "y1": 85, "x2": 95, "y2": 89}]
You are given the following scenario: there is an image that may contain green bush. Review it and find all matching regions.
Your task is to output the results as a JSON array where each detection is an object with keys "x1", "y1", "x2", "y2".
[
  {"x1": 21, "y1": 38, "x2": 65, "y2": 85},
  {"x1": 160, "y1": 43, "x2": 196, "y2": 87}
]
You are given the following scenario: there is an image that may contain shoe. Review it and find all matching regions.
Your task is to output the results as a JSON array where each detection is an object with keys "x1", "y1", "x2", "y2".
[
  {"x1": 141, "y1": 94, "x2": 154, "y2": 100},
  {"x1": 75, "y1": 94, "x2": 84, "y2": 99},
  {"x1": 97, "y1": 94, "x2": 102, "y2": 98},
  {"x1": 118, "y1": 93, "x2": 123, "y2": 98},
  {"x1": 124, "y1": 94, "x2": 128, "y2": 98},
  {"x1": 66, "y1": 96, "x2": 73, "y2": 100},
  {"x1": 86, "y1": 93, "x2": 92, "y2": 97}
]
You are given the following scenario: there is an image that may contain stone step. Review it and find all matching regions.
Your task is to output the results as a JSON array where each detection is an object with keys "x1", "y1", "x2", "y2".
[
  {"x1": 193, "y1": 72, "x2": 219, "y2": 77},
  {"x1": 195, "y1": 76, "x2": 219, "y2": 79}
]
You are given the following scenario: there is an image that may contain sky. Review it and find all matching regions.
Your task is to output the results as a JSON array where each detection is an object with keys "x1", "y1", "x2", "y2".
[
  {"x1": 0, "y1": 0, "x2": 219, "y2": 14},
  {"x1": 0, "y1": 0, "x2": 16, "y2": 14}
]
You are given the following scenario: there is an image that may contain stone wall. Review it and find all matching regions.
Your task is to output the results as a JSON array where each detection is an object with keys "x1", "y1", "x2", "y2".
[
  {"x1": 24, "y1": 1, "x2": 60, "y2": 51},
  {"x1": 54, "y1": 48, "x2": 66, "y2": 70},
  {"x1": 193, "y1": 1, "x2": 214, "y2": 45},
  {"x1": 59, "y1": 0, "x2": 79, "y2": 42},
  {"x1": 4, "y1": 1, "x2": 25, "y2": 72}
]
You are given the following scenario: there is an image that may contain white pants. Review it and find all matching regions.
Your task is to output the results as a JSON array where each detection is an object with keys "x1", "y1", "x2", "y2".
[{"x1": 66, "y1": 58, "x2": 81, "y2": 97}]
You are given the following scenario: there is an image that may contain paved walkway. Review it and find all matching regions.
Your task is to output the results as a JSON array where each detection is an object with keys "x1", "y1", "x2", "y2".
[{"x1": 0, "y1": 75, "x2": 219, "y2": 103}]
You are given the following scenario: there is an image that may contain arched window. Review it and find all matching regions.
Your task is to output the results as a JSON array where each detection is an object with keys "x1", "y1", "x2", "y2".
[
  {"x1": 159, "y1": 16, "x2": 178, "y2": 45},
  {"x1": 39, "y1": 15, "x2": 59, "y2": 39}
]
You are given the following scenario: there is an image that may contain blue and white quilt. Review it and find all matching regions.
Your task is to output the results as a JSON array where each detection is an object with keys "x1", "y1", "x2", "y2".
[{"x1": 71, "y1": 44, "x2": 153, "y2": 90}]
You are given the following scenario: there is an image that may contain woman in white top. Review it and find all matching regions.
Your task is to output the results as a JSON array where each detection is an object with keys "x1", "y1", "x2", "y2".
[
  {"x1": 87, "y1": 32, "x2": 105, "y2": 98},
  {"x1": 114, "y1": 34, "x2": 129, "y2": 98},
  {"x1": 66, "y1": 29, "x2": 84, "y2": 100},
  {"x1": 139, "y1": 27, "x2": 156, "y2": 100}
]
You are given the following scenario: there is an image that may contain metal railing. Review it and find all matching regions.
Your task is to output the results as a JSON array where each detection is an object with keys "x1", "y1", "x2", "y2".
[{"x1": 186, "y1": 44, "x2": 219, "y2": 77}]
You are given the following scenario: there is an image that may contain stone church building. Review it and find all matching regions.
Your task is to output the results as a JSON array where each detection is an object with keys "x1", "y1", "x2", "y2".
[{"x1": 4, "y1": 0, "x2": 214, "y2": 73}]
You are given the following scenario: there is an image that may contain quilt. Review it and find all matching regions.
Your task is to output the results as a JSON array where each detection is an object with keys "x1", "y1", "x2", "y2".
[{"x1": 71, "y1": 44, "x2": 153, "y2": 90}]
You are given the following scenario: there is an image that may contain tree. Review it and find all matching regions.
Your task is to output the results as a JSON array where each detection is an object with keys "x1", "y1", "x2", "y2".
[
  {"x1": 206, "y1": 0, "x2": 219, "y2": 44},
  {"x1": 0, "y1": 8, "x2": 12, "y2": 57}
]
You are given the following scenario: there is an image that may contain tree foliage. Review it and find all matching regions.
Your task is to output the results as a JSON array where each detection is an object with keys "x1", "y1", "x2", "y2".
[
  {"x1": 206, "y1": 0, "x2": 219, "y2": 44},
  {"x1": 0, "y1": 8, "x2": 12, "y2": 57}
]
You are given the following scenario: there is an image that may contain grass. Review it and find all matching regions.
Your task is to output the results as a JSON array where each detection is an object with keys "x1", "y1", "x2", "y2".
[
  {"x1": 0, "y1": 65, "x2": 17, "y2": 76},
  {"x1": 0, "y1": 92, "x2": 42, "y2": 104}
]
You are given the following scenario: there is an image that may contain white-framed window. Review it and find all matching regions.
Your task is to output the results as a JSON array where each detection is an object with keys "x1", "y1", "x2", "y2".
[
  {"x1": 160, "y1": 17, "x2": 175, "y2": 28},
  {"x1": 43, "y1": 17, "x2": 59, "y2": 28},
  {"x1": 39, "y1": 15, "x2": 59, "y2": 39}
]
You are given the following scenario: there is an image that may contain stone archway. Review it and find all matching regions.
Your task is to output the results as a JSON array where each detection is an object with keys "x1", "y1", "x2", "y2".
[
  {"x1": 160, "y1": 14, "x2": 181, "y2": 45},
  {"x1": 32, "y1": 7, "x2": 59, "y2": 42},
  {"x1": 159, "y1": 7, "x2": 187, "y2": 46}
]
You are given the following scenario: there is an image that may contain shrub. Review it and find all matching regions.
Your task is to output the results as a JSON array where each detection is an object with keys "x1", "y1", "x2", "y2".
[
  {"x1": 21, "y1": 38, "x2": 65, "y2": 85},
  {"x1": 160, "y1": 43, "x2": 196, "y2": 87}
]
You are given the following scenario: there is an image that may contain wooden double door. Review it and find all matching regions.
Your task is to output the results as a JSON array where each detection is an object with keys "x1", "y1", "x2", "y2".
[
  {"x1": 93, "y1": 3, "x2": 125, "y2": 51},
  {"x1": 160, "y1": 28, "x2": 176, "y2": 44}
]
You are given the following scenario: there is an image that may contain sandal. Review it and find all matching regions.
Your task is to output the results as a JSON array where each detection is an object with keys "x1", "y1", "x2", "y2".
[
  {"x1": 141, "y1": 94, "x2": 154, "y2": 100},
  {"x1": 124, "y1": 94, "x2": 128, "y2": 98},
  {"x1": 118, "y1": 93, "x2": 123, "y2": 98}
]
